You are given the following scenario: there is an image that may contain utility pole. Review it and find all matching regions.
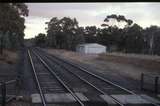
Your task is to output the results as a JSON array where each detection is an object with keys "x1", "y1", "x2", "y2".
[
  {"x1": 0, "y1": 32, "x2": 3, "y2": 55},
  {"x1": 149, "y1": 32, "x2": 154, "y2": 55}
]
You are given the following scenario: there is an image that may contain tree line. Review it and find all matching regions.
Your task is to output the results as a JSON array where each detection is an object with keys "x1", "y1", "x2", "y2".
[
  {"x1": 34, "y1": 14, "x2": 160, "y2": 55},
  {"x1": 0, "y1": 3, "x2": 29, "y2": 54}
]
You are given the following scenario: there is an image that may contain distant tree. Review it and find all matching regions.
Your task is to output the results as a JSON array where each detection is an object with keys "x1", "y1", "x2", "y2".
[
  {"x1": 98, "y1": 14, "x2": 133, "y2": 52},
  {"x1": 153, "y1": 30, "x2": 160, "y2": 55},
  {"x1": 124, "y1": 24, "x2": 144, "y2": 53},
  {"x1": 97, "y1": 26, "x2": 123, "y2": 51},
  {"x1": 45, "y1": 17, "x2": 84, "y2": 50},
  {"x1": 101, "y1": 14, "x2": 133, "y2": 28},
  {"x1": 43, "y1": 14, "x2": 160, "y2": 56},
  {"x1": 84, "y1": 26, "x2": 97, "y2": 43},
  {"x1": 45, "y1": 17, "x2": 59, "y2": 48},
  {"x1": 34, "y1": 33, "x2": 46, "y2": 47},
  {"x1": 143, "y1": 25, "x2": 160, "y2": 55}
]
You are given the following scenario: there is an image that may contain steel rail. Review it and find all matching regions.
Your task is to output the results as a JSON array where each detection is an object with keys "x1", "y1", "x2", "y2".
[
  {"x1": 36, "y1": 48, "x2": 160, "y2": 106},
  {"x1": 54, "y1": 53, "x2": 160, "y2": 106},
  {"x1": 32, "y1": 49, "x2": 85, "y2": 106},
  {"x1": 36, "y1": 49, "x2": 125, "y2": 106},
  {"x1": 28, "y1": 50, "x2": 47, "y2": 106}
]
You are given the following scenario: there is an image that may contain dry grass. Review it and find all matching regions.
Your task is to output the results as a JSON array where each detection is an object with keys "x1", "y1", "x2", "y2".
[
  {"x1": 0, "y1": 50, "x2": 18, "y2": 64},
  {"x1": 45, "y1": 48, "x2": 98, "y2": 63},
  {"x1": 45, "y1": 49, "x2": 160, "y2": 73},
  {"x1": 98, "y1": 53, "x2": 160, "y2": 72},
  {"x1": 45, "y1": 49, "x2": 160, "y2": 81}
]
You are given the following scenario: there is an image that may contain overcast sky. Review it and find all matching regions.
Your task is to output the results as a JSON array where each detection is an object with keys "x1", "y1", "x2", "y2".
[{"x1": 24, "y1": 3, "x2": 160, "y2": 39}]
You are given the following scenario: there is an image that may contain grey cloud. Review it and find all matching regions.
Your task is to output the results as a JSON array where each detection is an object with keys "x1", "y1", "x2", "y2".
[{"x1": 24, "y1": 3, "x2": 160, "y2": 38}]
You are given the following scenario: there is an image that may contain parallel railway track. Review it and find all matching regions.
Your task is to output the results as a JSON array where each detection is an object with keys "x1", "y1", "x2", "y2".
[
  {"x1": 28, "y1": 50, "x2": 85, "y2": 106},
  {"x1": 28, "y1": 47, "x2": 160, "y2": 106},
  {"x1": 33, "y1": 48, "x2": 127, "y2": 106}
]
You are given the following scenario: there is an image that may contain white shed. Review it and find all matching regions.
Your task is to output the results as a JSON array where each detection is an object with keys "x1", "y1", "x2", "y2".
[{"x1": 76, "y1": 43, "x2": 106, "y2": 54}]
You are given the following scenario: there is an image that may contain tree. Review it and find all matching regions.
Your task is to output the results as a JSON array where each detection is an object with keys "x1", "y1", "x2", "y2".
[
  {"x1": 101, "y1": 14, "x2": 133, "y2": 28},
  {"x1": 153, "y1": 30, "x2": 160, "y2": 55},
  {"x1": 34, "y1": 33, "x2": 46, "y2": 47},
  {"x1": 45, "y1": 17, "x2": 84, "y2": 50},
  {"x1": 143, "y1": 25, "x2": 160, "y2": 55},
  {"x1": 45, "y1": 17, "x2": 59, "y2": 47},
  {"x1": 0, "y1": 3, "x2": 29, "y2": 54},
  {"x1": 98, "y1": 14, "x2": 134, "y2": 52},
  {"x1": 84, "y1": 26, "x2": 97, "y2": 43},
  {"x1": 97, "y1": 26, "x2": 123, "y2": 51},
  {"x1": 124, "y1": 24, "x2": 144, "y2": 53}
]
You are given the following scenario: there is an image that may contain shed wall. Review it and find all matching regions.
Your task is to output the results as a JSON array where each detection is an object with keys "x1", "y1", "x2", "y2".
[
  {"x1": 85, "y1": 46, "x2": 106, "y2": 54},
  {"x1": 76, "y1": 44, "x2": 106, "y2": 54}
]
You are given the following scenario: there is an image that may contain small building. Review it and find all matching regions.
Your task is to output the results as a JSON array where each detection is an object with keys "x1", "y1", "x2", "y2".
[{"x1": 76, "y1": 43, "x2": 106, "y2": 54}]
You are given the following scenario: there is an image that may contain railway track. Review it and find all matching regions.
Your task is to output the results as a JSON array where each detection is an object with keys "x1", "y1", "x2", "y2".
[
  {"x1": 28, "y1": 49, "x2": 86, "y2": 106},
  {"x1": 28, "y1": 47, "x2": 160, "y2": 106}
]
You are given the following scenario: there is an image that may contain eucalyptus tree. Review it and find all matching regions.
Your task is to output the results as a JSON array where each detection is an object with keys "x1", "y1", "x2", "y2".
[
  {"x1": 124, "y1": 24, "x2": 144, "y2": 53},
  {"x1": 84, "y1": 26, "x2": 97, "y2": 43},
  {"x1": 143, "y1": 26, "x2": 160, "y2": 54},
  {"x1": 45, "y1": 17, "x2": 60, "y2": 47},
  {"x1": 101, "y1": 14, "x2": 133, "y2": 28},
  {"x1": 153, "y1": 29, "x2": 160, "y2": 55},
  {"x1": 0, "y1": 3, "x2": 28, "y2": 54},
  {"x1": 45, "y1": 17, "x2": 84, "y2": 50},
  {"x1": 34, "y1": 33, "x2": 46, "y2": 47},
  {"x1": 98, "y1": 14, "x2": 132, "y2": 51}
]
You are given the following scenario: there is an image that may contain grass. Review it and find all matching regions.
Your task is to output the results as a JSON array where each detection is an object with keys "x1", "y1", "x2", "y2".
[{"x1": 97, "y1": 53, "x2": 160, "y2": 72}]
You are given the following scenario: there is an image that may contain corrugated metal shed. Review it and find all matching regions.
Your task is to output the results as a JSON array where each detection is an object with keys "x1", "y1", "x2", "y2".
[{"x1": 76, "y1": 43, "x2": 106, "y2": 54}]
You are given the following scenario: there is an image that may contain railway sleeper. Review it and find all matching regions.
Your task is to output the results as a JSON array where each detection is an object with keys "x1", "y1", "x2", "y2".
[
  {"x1": 100, "y1": 94, "x2": 160, "y2": 106},
  {"x1": 30, "y1": 93, "x2": 160, "y2": 106}
]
